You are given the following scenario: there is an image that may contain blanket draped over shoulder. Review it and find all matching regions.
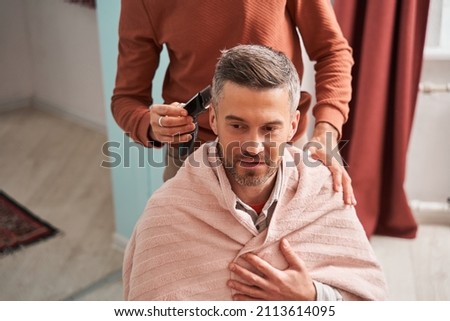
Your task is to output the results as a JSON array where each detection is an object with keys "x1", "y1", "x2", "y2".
[{"x1": 123, "y1": 143, "x2": 387, "y2": 300}]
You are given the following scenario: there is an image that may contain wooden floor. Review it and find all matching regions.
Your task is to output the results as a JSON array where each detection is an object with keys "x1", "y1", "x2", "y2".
[
  {"x1": 372, "y1": 223, "x2": 450, "y2": 300},
  {"x1": 0, "y1": 107, "x2": 122, "y2": 300},
  {"x1": 0, "y1": 107, "x2": 449, "y2": 300}
]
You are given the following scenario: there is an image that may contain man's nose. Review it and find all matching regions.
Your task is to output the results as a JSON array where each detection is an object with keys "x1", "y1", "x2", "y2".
[{"x1": 242, "y1": 140, "x2": 264, "y2": 156}]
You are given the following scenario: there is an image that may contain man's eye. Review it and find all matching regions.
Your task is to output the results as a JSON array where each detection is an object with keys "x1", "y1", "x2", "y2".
[
  {"x1": 231, "y1": 124, "x2": 243, "y2": 129},
  {"x1": 263, "y1": 126, "x2": 275, "y2": 132}
]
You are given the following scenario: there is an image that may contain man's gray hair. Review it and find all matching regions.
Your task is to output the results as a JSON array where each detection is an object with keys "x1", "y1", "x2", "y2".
[{"x1": 211, "y1": 44, "x2": 301, "y2": 113}]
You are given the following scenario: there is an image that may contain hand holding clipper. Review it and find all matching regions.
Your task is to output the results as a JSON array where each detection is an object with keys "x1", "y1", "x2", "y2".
[{"x1": 178, "y1": 86, "x2": 212, "y2": 157}]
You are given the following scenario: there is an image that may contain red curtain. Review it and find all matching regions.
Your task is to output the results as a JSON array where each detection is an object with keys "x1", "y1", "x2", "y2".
[{"x1": 334, "y1": 0, "x2": 430, "y2": 238}]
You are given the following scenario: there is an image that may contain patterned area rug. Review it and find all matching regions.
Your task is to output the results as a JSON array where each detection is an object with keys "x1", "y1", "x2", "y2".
[{"x1": 0, "y1": 191, "x2": 58, "y2": 254}]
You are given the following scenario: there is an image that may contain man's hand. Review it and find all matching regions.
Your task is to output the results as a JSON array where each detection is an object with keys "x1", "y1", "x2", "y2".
[
  {"x1": 227, "y1": 239, "x2": 316, "y2": 301},
  {"x1": 305, "y1": 122, "x2": 356, "y2": 205},
  {"x1": 149, "y1": 102, "x2": 196, "y2": 144}
]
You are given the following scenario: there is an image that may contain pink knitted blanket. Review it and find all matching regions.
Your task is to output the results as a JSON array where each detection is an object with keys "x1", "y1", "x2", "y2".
[{"x1": 123, "y1": 143, "x2": 387, "y2": 300}]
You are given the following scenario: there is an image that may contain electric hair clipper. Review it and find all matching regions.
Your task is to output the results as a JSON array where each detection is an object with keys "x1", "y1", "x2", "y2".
[{"x1": 178, "y1": 85, "x2": 212, "y2": 158}]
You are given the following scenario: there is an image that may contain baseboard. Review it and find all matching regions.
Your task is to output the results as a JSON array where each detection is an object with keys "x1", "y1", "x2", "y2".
[
  {"x1": 0, "y1": 97, "x2": 32, "y2": 112},
  {"x1": 32, "y1": 98, "x2": 106, "y2": 134},
  {"x1": 0, "y1": 97, "x2": 107, "y2": 133},
  {"x1": 113, "y1": 233, "x2": 129, "y2": 253},
  {"x1": 409, "y1": 200, "x2": 450, "y2": 226}
]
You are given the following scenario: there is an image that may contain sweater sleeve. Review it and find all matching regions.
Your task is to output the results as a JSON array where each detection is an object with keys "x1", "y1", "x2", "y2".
[
  {"x1": 289, "y1": 0, "x2": 354, "y2": 137},
  {"x1": 111, "y1": 0, "x2": 163, "y2": 147},
  {"x1": 313, "y1": 280, "x2": 343, "y2": 301}
]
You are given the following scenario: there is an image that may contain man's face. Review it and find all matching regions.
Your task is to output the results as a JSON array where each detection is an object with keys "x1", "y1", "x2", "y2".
[{"x1": 209, "y1": 82, "x2": 299, "y2": 187}]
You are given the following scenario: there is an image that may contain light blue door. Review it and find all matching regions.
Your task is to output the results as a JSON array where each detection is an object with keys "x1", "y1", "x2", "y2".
[{"x1": 96, "y1": 0, "x2": 168, "y2": 239}]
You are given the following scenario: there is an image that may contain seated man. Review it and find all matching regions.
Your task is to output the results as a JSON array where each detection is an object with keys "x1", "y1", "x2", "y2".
[{"x1": 123, "y1": 44, "x2": 387, "y2": 301}]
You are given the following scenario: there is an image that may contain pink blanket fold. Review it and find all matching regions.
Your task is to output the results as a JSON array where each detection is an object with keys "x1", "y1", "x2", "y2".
[{"x1": 123, "y1": 143, "x2": 387, "y2": 300}]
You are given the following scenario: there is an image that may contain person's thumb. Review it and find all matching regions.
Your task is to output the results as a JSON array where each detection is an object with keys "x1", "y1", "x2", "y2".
[{"x1": 279, "y1": 238, "x2": 305, "y2": 270}]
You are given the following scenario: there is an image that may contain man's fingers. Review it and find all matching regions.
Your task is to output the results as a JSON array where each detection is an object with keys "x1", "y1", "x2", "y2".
[
  {"x1": 227, "y1": 280, "x2": 267, "y2": 300},
  {"x1": 329, "y1": 163, "x2": 343, "y2": 193},
  {"x1": 152, "y1": 124, "x2": 194, "y2": 143},
  {"x1": 304, "y1": 141, "x2": 320, "y2": 161},
  {"x1": 329, "y1": 160, "x2": 357, "y2": 205},
  {"x1": 158, "y1": 115, "x2": 194, "y2": 128},
  {"x1": 159, "y1": 133, "x2": 193, "y2": 144},
  {"x1": 228, "y1": 261, "x2": 271, "y2": 289},
  {"x1": 231, "y1": 293, "x2": 259, "y2": 301},
  {"x1": 305, "y1": 136, "x2": 356, "y2": 206},
  {"x1": 279, "y1": 239, "x2": 305, "y2": 270},
  {"x1": 153, "y1": 117, "x2": 195, "y2": 136},
  {"x1": 308, "y1": 147, "x2": 320, "y2": 161},
  {"x1": 149, "y1": 103, "x2": 195, "y2": 142},
  {"x1": 240, "y1": 253, "x2": 279, "y2": 280},
  {"x1": 310, "y1": 147, "x2": 346, "y2": 195},
  {"x1": 152, "y1": 103, "x2": 188, "y2": 117},
  {"x1": 342, "y1": 172, "x2": 357, "y2": 205}
]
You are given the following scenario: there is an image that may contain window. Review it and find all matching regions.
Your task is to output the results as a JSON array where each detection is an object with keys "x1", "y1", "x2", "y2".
[{"x1": 424, "y1": 0, "x2": 450, "y2": 60}]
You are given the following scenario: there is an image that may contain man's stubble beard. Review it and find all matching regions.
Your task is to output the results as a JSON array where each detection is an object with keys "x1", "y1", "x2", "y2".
[{"x1": 217, "y1": 143, "x2": 279, "y2": 187}]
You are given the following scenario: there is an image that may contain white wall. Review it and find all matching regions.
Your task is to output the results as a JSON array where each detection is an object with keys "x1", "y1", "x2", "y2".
[
  {"x1": 0, "y1": 0, "x2": 33, "y2": 109},
  {"x1": 404, "y1": 0, "x2": 450, "y2": 206},
  {"x1": 0, "y1": 0, "x2": 105, "y2": 129},
  {"x1": 405, "y1": 60, "x2": 450, "y2": 204}
]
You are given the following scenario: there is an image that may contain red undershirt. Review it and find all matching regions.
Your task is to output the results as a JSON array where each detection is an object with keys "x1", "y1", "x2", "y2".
[{"x1": 249, "y1": 202, "x2": 265, "y2": 215}]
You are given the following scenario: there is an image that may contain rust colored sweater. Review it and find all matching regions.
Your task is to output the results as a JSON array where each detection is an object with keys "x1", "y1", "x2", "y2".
[{"x1": 112, "y1": 0, "x2": 353, "y2": 147}]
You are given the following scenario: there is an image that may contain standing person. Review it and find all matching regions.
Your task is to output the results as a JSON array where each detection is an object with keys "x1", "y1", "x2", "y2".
[
  {"x1": 123, "y1": 45, "x2": 387, "y2": 301},
  {"x1": 112, "y1": 0, "x2": 356, "y2": 205}
]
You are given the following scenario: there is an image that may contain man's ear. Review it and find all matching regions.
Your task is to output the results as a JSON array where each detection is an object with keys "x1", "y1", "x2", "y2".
[
  {"x1": 289, "y1": 110, "x2": 300, "y2": 141},
  {"x1": 209, "y1": 105, "x2": 218, "y2": 135}
]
